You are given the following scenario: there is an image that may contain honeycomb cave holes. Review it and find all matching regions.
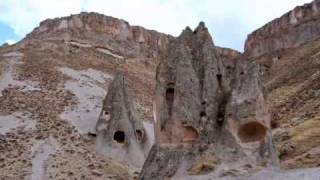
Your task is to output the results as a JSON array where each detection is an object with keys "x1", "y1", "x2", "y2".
[
  {"x1": 113, "y1": 131, "x2": 126, "y2": 144},
  {"x1": 237, "y1": 122, "x2": 267, "y2": 143},
  {"x1": 166, "y1": 83, "x2": 175, "y2": 117}
]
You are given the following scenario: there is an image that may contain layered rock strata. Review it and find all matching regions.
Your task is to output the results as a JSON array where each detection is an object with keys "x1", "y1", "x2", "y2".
[{"x1": 22, "y1": 12, "x2": 173, "y2": 59}]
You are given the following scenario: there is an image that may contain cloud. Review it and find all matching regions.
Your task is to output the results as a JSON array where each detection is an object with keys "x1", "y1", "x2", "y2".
[
  {"x1": 0, "y1": 0, "x2": 313, "y2": 51},
  {"x1": 0, "y1": 0, "x2": 84, "y2": 37},
  {"x1": 5, "y1": 39, "x2": 16, "y2": 45}
]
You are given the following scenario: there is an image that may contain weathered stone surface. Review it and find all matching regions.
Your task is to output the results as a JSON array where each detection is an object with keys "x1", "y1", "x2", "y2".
[
  {"x1": 140, "y1": 23, "x2": 277, "y2": 179},
  {"x1": 188, "y1": 152, "x2": 218, "y2": 175},
  {"x1": 215, "y1": 46, "x2": 242, "y2": 60},
  {"x1": 252, "y1": 37, "x2": 320, "y2": 170},
  {"x1": 245, "y1": 0, "x2": 320, "y2": 57},
  {"x1": 244, "y1": 0, "x2": 320, "y2": 169}
]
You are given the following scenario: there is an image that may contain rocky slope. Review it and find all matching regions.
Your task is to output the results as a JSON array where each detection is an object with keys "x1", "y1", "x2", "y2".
[
  {"x1": 245, "y1": 0, "x2": 320, "y2": 57},
  {"x1": 247, "y1": 32, "x2": 320, "y2": 170},
  {"x1": 245, "y1": 0, "x2": 320, "y2": 171},
  {"x1": 0, "y1": 12, "x2": 170, "y2": 180}
]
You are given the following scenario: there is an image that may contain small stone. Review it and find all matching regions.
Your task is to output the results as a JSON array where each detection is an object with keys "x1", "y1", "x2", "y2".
[{"x1": 91, "y1": 169, "x2": 103, "y2": 176}]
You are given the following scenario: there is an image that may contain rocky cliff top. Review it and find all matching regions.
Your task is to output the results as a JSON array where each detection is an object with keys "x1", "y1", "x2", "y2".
[
  {"x1": 21, "y1": 12, "x2": 173, "y2": 59},
  {"x1": 245, "y1": 0, "x2": 320, "y2": 57},
  {"x1": 215, "y1": 46, "x2": 242, "y2": 60},
  {"x1": 28, "y1": 12, "x2": 172, "y2": 44}
]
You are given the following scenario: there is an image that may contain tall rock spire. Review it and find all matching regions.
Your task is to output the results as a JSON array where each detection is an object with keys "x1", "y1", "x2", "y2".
[
  {"x1": 95, "y1": 74, "x2": 153, "y2": 168},
  {"x1": 140, "y1": 22, "x2": 278, "y2": 179}
]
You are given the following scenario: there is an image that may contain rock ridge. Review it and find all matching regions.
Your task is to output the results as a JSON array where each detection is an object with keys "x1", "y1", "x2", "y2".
[{"x1": 245, "y1": 0, "x2": 320, "y2": 57}]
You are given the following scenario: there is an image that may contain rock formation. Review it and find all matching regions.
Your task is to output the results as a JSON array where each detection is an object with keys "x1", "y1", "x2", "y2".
[
  {"x1": 244, "y1": 0, "x2": 320, "y2": 170},
  {"x1": 215, "y1": 46, "x2": 242, "y2": 60},
  {"x1": 23, "y1": 12, "x2": 173, "y2": 59},
  {"x1": 140, "y1": 23, "x2": 278, "y2": 179},
  {"x1": 2, "y1": 2, "x2": 320, "y2": 178},
  {"x1": 245, "y1": 0, "x2": 320, "y2": 57},
  {"x1": 96, "y1": 74, "x2": 153, "y2": 168}
]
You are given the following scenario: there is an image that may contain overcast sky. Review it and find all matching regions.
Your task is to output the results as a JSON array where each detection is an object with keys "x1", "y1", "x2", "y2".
[{"x1": 0, "y1": 0, "x2": 313, "y2": 51}]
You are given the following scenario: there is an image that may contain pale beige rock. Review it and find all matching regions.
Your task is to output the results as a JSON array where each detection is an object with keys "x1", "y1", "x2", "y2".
[{"x1": 95, "y1": 74, "x2": 153, "y2": 169}]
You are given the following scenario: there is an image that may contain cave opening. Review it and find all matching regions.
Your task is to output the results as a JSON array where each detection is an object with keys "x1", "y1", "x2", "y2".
[
  {"x1": 216, "y1": 109, "x2": 224, "y2": 126},
  {"x1": 166, "y1": 83, "x2": 175, "y2": 116},
  {"x1": 113, "y1": 131, "x2": 125, "y2": 143},
  {"x1": 183, "y1": 126, "x2": 199, "y2": 143},
  {"x1": 216, "y1": 74, "x2": 222, "y2": 87},
  {"x1": 135, "y1": 129, "x2": 144, "y2": 142},
  {"x1": 200, "y1": 111, "x2": 206, "y2": 118},
  {"x1": 216, "y1": 94, "x2": 229, "y2": 126},
  {"x1": 238, "y1": 122, "x2": 267, "y2": 143}
]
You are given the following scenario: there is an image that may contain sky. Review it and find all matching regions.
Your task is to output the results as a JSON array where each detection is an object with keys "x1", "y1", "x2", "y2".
[{"x1": 0, "y1": 0, "x2": 313, "y2": 51}]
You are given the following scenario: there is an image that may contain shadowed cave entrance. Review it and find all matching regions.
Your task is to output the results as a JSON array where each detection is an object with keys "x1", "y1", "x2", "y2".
[
  {"x1": 135, "y1": 129, "x2": 144, "y2": 142},
  {"x1": 166, "y1": 83, "x2": 175, "y2": 116},
  {"x1": 237, "y1": 122, "x2": 267, "y2": 143},
  {"x1": 113, "y1": 131, "x2": 125, "y2": 143}
]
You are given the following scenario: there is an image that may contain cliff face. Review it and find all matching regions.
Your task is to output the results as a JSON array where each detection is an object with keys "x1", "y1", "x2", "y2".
[
  {"x1": 252, "y1": 34, "x2": 320, "y2": 170},
  {"x1": 244, "y1": 0, "x2": 320, "y2": 171},
  {"x1": 215, "y1": 46, "x2": 242, "y2": 60},
  {"x1": 245, "y1": 0, "x2": 320, "y2": 57},
  {"x1": 23, "y1": 12, "x2": 173, "y2": 59}
]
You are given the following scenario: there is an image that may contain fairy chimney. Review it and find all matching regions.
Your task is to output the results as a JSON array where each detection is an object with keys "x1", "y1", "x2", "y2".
[
  {"x1": 95, "y1": 74, "x2": 153, "y2": 168},
  {"x1": 140, "y1": 23, "x2": 278, "y2": 179}
]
